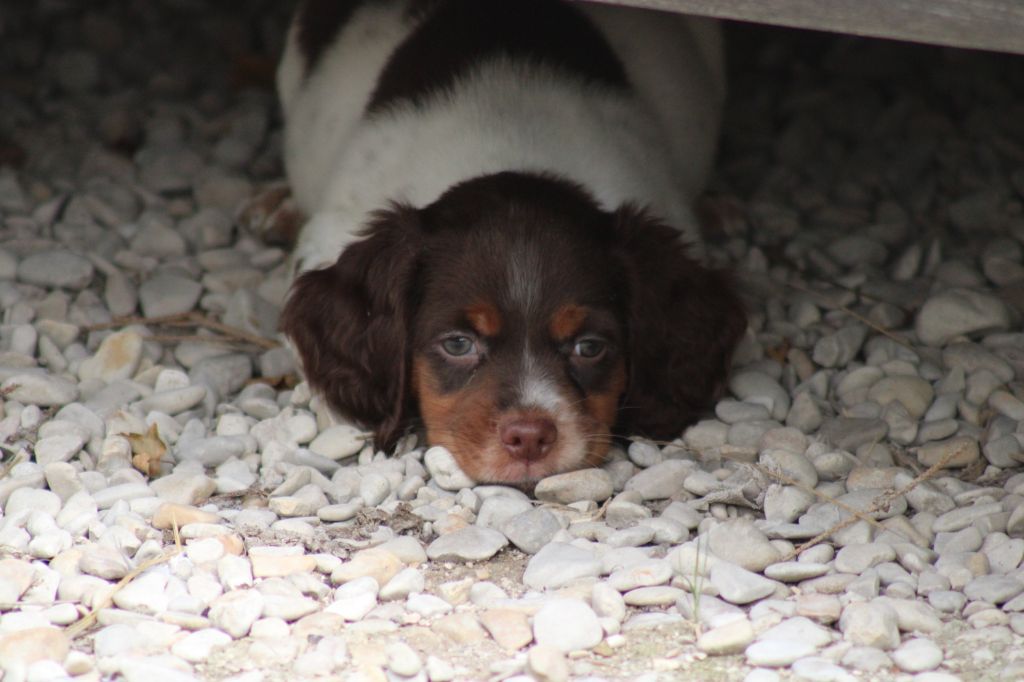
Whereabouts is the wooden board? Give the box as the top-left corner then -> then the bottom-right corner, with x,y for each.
585,0 -> 1024,55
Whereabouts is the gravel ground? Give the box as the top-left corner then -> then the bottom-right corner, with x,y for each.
2,2 -> 1024,681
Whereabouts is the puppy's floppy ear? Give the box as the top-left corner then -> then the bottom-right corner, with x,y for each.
613,204 -> 746,439
280,204 -> 421,450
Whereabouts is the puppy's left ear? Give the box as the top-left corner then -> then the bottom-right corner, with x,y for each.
280,205 -> 422,451
613,205 -> 746,439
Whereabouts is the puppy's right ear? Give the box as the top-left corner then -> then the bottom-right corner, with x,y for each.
280,205 -> 421,450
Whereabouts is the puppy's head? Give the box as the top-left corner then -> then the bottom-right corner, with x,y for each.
282,172 -> 745,484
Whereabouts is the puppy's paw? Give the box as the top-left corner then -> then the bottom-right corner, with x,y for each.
239,183 -> 306,248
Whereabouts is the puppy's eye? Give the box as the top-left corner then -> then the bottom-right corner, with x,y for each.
573,337 -> 606,360
441,335 -> 477,357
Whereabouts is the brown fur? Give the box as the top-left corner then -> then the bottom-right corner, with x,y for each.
282,172 -> 746,483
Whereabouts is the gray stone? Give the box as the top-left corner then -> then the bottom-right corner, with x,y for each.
426,526 -> 508,562
2,374 -> 79,407
606,559 -> 673,592
138,274 -> 203,317
424,446 -> 475,490
208,589 -> 264,638
744,639 -> 817,667
709,561 -> 778,605
309,424 -> 365,460
499,508 -> 562,554
812,324 -> 868,368
915,287 -> 1012,346
623,459 -> 695,500
867,376 -> 934,419
533,598 -> 603,652
729,370 -> 791,421
819,417 -> 888,451
708,519 -> 781,572
535,468 -> 613,504
834,543 -> 897,574
17,250 -> 94,289
933,502 -> 1004,532
34,433 -> 85,466
523,542 -> 602,590
891,637 -> 943,673
838,601 -> 900,650
963,575 -> 1024,604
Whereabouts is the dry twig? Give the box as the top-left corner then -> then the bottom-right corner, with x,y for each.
85,311 -> 279,350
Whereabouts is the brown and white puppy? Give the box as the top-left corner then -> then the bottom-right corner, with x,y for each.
278,0 -> 746,484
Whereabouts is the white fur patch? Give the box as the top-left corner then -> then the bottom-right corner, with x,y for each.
278,2 -> 724,271
518,346 -> 565,412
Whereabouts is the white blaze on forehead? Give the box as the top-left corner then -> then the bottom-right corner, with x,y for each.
518,343 -> 565,412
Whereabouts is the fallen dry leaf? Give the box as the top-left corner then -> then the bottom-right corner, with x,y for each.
124,423 -> 168,477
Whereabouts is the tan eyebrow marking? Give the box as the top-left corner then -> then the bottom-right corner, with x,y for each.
465,301 -> 502,337
549,304 -> 588,342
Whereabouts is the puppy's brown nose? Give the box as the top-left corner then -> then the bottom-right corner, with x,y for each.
500,417 -> 558,461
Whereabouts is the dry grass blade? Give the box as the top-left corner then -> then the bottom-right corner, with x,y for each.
784,280 -> 916,352
781,440 -> 969,561
754,463 -> 893,535
66,512 -> 186,640
65,546 -> 181,639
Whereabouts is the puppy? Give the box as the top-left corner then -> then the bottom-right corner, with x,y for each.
278,0 -> 746,484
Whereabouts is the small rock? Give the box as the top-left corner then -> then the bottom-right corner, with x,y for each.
208,589 -> 265,638
150,473 -> 217,506
623,459 -> 695,500
697,617 -> 754,655
527,643 -> 570,682
152,503 -> 220,529
915,288 -> 1011,346
962,575 -> 1024,604
138,274 -> 203,317
2,374 -> 79,407
309,424 -> 365,460
380,567 -> 425,601
607,559 -> 673,592
6,487 -> 62,518
386,641 -> 422,677
251,553 -> 318,578
523,542 -> 602,590
839,601 -> 900,650
17,250 -> 94,289
533,598 -> 603,652
708,519 -> 781,572
331,548 -> 403,586
0,627 -> 70,668
891,637 -> 943,673
171,628 -> 232,663
535,468 -> 613,504
78,330 -> 144,383
709,561 -> 778,605
867,376 -> 934,418
499,508 -> 562,554
424,446 -> 475,490
406,592 -> 452,618
744,639 -> 817,667
729,370 -> 790,421
915,436 -> 981,468
426,526 -> 508,562
34,433 -> 85,466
